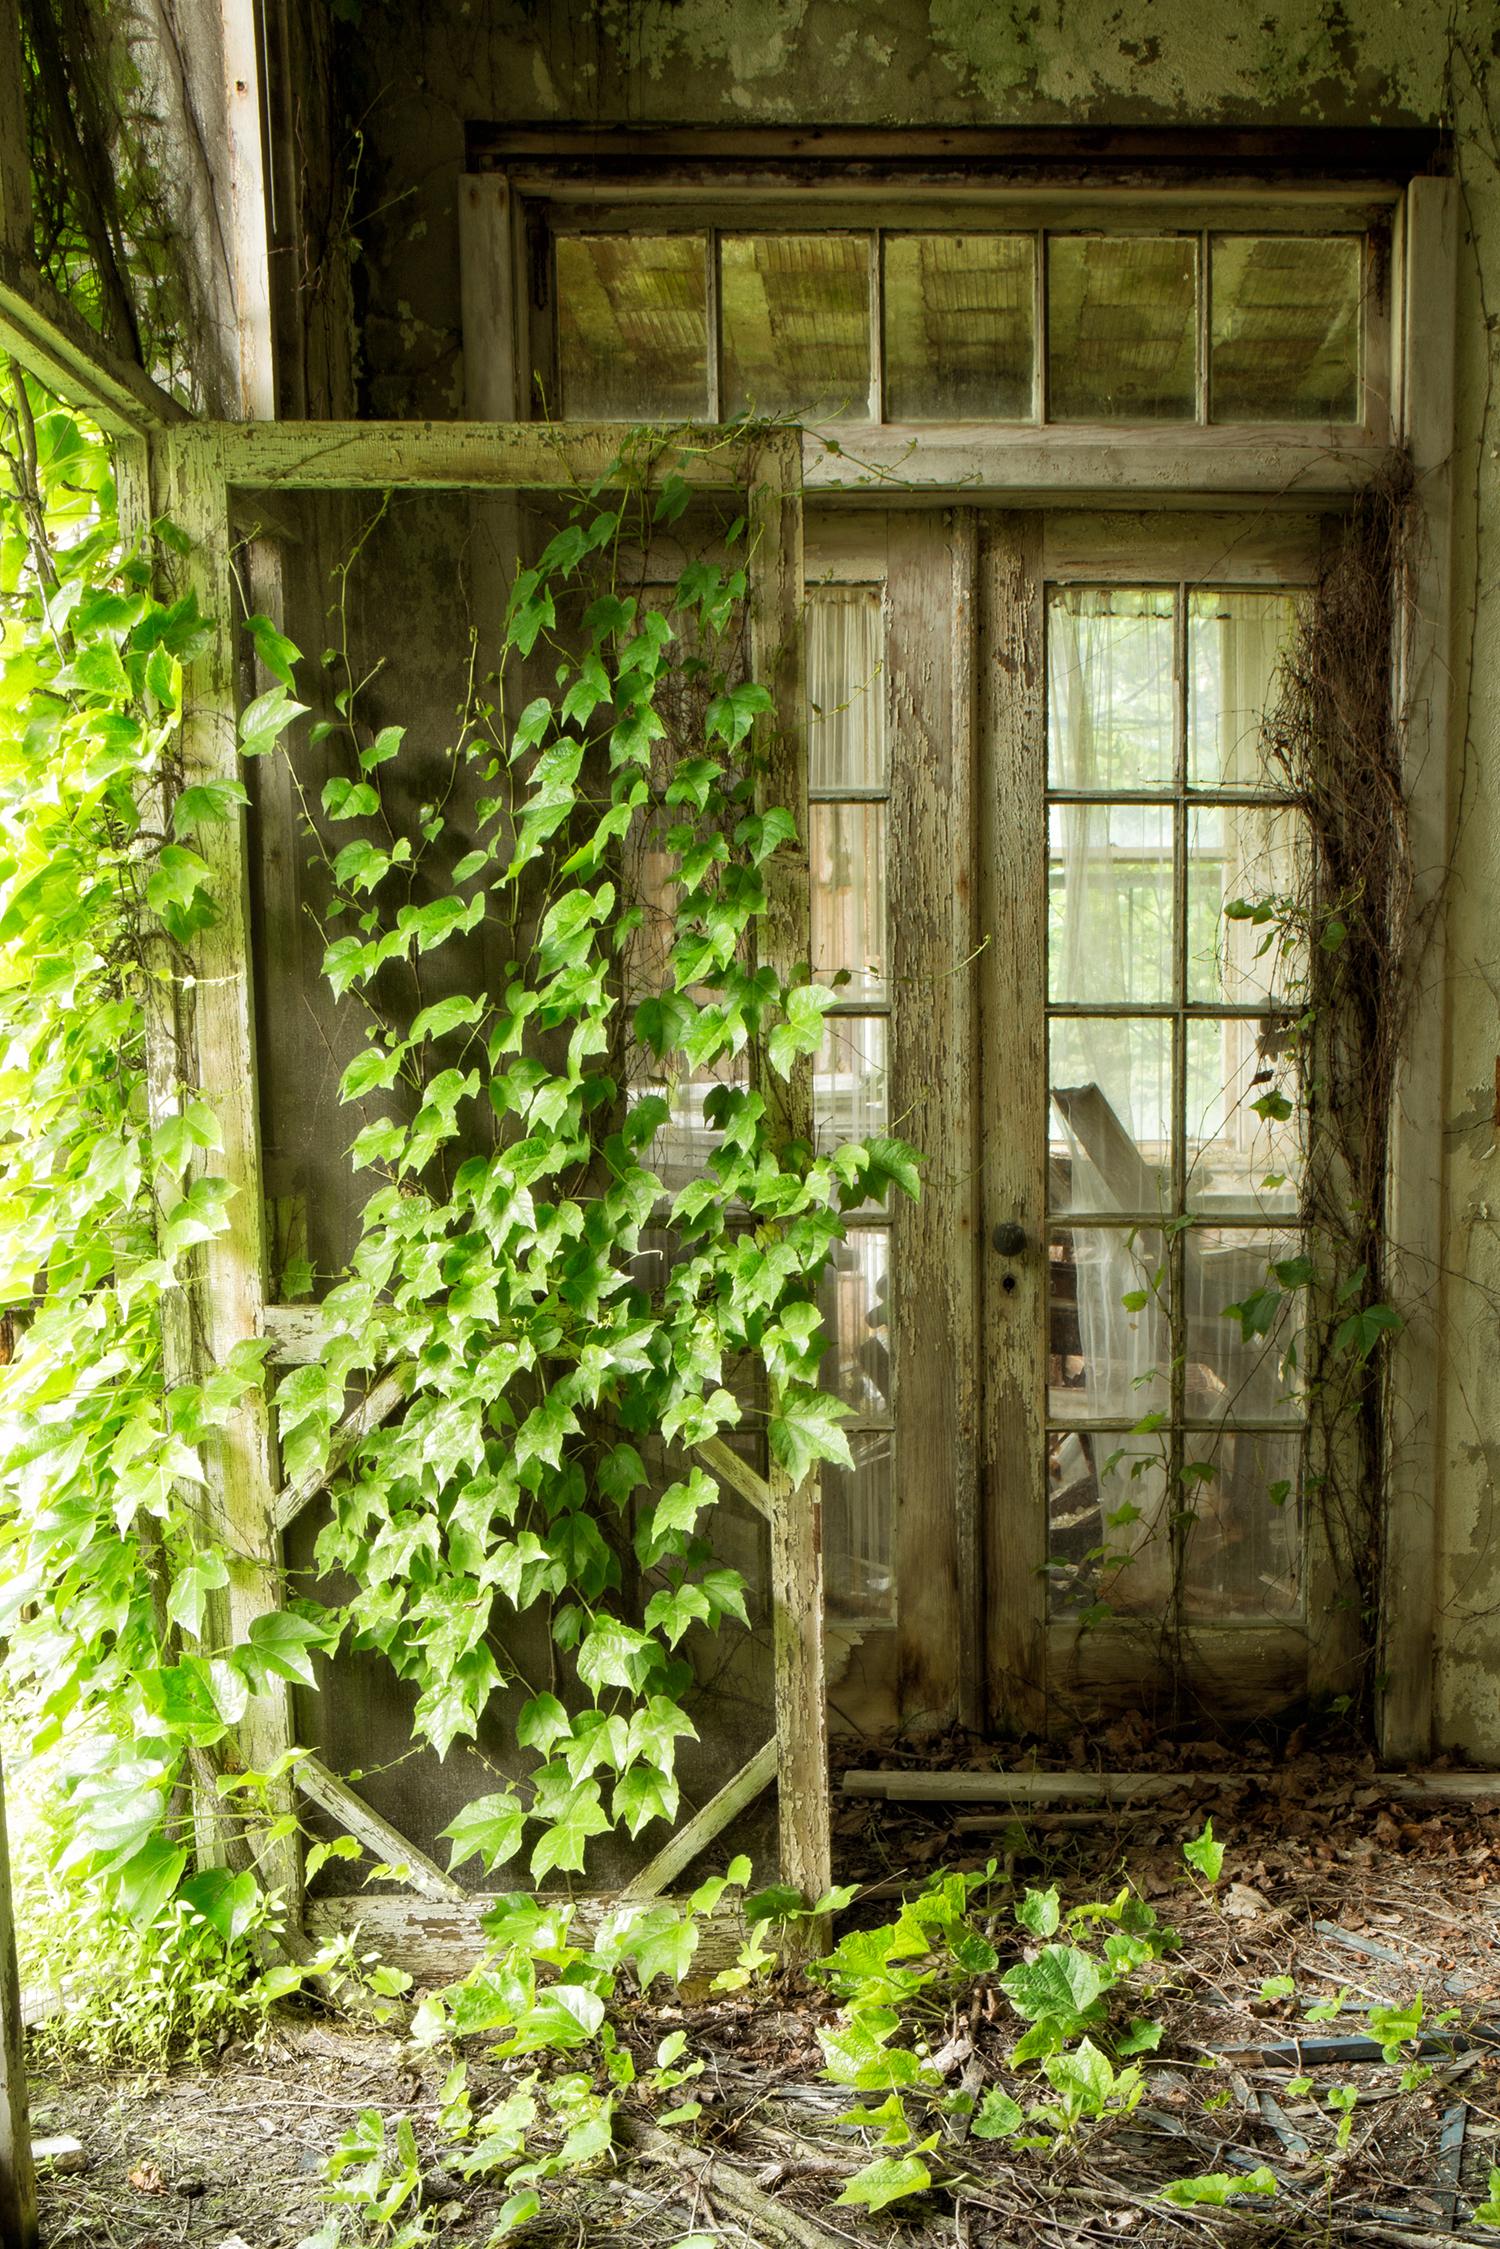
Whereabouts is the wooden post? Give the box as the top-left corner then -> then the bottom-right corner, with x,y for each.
747,432 -> 831,1917
0,0 -> 32,265
0,1754 -> 37,2249
1381,177 -> 1458,1762
155,427 -> 301,1910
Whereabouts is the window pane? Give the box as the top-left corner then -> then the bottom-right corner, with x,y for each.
1188,590 -> 1299,790
810,802 -> 886,997
1047,236 -> 1198,421
807,589 -> 886,789
721,235 -> 871,419
1211,236 -> 1361,423
1049,1027 -> 1174,1217
1185,1017 -> 1302,1219
1048,588 -> 1176,791
1048,1226 -> 1170,1425
1047,1431 -> 1171,1618
1050,803 -> 1174,1004
556,235 -> 709,418
1181,1427 -> 1301,1617
884,233 -> 1035,419
1187,804 -> 1309,1006
814,1014 -> 889,1149
823,1440 -> 893,1619
818,1227 -> 890,1417
1183,1226 -> 1306,1424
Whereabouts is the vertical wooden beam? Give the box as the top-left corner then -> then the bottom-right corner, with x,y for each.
156,427 -> 301,1907
1380,178 -> 1457,1763
889,510 -> 982,1730
0,0 -> 32,263
979,512 -> 1049,1736
459,174 -> 519,421
219,0 -> 276,418
0,1755 -> 37,2249
747,432 -> 830,1911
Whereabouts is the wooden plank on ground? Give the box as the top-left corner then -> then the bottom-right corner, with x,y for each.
842,1765 -> 1500,1804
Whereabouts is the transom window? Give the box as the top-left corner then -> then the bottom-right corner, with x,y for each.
550,220 -> 1376,428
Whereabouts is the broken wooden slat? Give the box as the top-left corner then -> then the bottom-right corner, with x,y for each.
620,1738 -> 777,1903
305,1890 -> 752,1986
273,1363 -> 414,1533
1434,2103 -> 1466,2225
844,1767 -> 1500,1805
614,2114 -> 847,2249
293,1756 -> 467,1905
0,250 -> 183,437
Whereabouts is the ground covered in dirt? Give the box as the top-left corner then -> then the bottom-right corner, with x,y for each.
30,1743 -> 1500,2248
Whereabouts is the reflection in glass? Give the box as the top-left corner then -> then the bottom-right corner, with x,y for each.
1049,802 -> 1174,1004
823,1440 -> 893,1620
1048,588 -> 1175,792
1182,1227 -> 1305,1424
556,235 -> 709,419
1181,1427 -> 1301,1616
1048,1227 -> 1169,1425
1211,236 -> 1361,423
1184,1017 -> 1302,1218
722,235 -> 871,419
1049,1021 -> 1173,1217
1187,590 -> 1299,790
814,1014 -> 889,1151
817,1228 -> 890,1417
1186,804 -> 1308,1006
1047,1435 -> 1171,1617
807,589 -> 886,789
811,802 -> 886,997
883,234 -> 1034,419
1047,236 -> 1198,421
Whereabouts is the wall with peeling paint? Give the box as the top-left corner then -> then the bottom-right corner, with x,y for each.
326,0 -> 1500,1756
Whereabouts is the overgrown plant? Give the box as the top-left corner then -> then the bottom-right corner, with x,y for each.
258,440 -> 919,1876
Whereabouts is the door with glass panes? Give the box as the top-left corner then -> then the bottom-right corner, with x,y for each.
805,507 -> 1338,1735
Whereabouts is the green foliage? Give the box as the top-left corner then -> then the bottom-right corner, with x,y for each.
1161,2168 -> 1278,2206
1182,1817 -> 1225,1883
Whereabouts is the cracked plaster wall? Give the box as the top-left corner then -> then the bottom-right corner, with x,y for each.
333,0 -> 1500,1753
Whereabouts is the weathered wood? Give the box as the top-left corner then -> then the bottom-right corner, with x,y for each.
157,435 -> 300,1909
979,514 -> 1049,1735
693,1434 -> 774,1523
305,1891 -> 754,1987
458,174 -> 519,420
273,1364 -> 413,1532
167,419 -> 1398,505
846,1764 -> 1500,1805
0,249 -> 182,435
0,0 -> 31,263
218,0 -> 275,418
888,511 -> 981,1731
747,433 -> 830,1918
0,1754 -> 37,2249
619,1738 -> 777,1902
1380,177 -> 1457,1764
294,1757 -> 467,1904
1042,511 -> 1323,587
614,2114 -> 847,2249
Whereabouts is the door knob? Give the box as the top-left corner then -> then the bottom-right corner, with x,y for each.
992,1221 -> 1027,1257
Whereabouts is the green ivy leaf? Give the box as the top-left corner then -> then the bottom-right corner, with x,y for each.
833,2147 -> 935,2212
441,1790 -> 525,1874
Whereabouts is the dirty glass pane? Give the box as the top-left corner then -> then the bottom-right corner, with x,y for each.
1047,1432 -> 1171,1617
1181,1427 -> 1301,1617
817,1227 -> 891,1417
721,235 -> 872,419
1049,802 -> 1174,1004
1186,804 -> 1308,1006
1211,236 -> 1362,423
814,1014 -> 889,1150
883,233 -> 1035,419
1047,236 -> 1198,420
823,1440 -> 893,1619
632,1050 -> 748,1195
1182,1226 -> 1306,1423
1048,1227 -> 1170,1425
1184,1018 -> 1303,1219
807,589 -> 885,789
1187,590 -> 1300,792
1047,587 -> 1176,791
1049,1021 -> 1174,1217
810,802 -> 886,997
556,234 -> 709,418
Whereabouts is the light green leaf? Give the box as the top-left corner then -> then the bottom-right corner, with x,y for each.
834,2147 -> 935,2213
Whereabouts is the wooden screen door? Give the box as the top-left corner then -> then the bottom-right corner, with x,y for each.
809,506 -> 1345,1739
